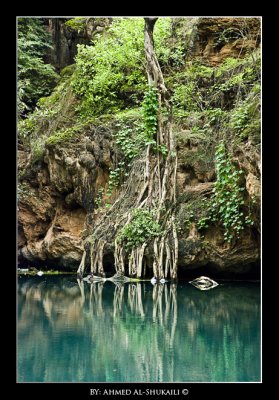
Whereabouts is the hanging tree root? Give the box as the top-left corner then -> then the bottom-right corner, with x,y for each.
77,18 -> 178,281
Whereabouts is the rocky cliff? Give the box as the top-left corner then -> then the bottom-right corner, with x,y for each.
44,18 -> 111,71
18,17 -> 261,277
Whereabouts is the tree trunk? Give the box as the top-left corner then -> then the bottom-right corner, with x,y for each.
144,18 -> 178,280
144,18 -> 167,95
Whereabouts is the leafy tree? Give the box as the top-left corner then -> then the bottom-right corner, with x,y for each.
17,18 -> 59,117
72,17 -> 171,117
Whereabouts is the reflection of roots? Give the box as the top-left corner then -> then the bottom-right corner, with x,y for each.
81,281 -> 178,349
77,281 -> 177,345
113,283 -> 125,318
128,283 -> 145,317
77,278 -> 85,303
88,281 -> 105,316
152,283 -> 177,347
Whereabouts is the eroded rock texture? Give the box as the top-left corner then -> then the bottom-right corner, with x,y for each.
18,127 -> 114,269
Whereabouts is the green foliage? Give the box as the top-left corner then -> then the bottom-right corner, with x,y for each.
197,142 -> 254,242
117,208 -> 162,250
214,73 -> 245,93
18,77 -> 76,147
30,139 -> 45,164
26,120 -> 80,165
177,194 -> 212,234
95,188 -> 104,207
152,18 -> 172,64
60,64 -> 76,78
202,108 -> 227,129
211,54 -> 260,99
141,86 -> 168,156
107,168 -> 122,196
17,182 -> 30,200
172,81 -> 201,114
157,144 -> 169,156
72,18 -> 146,117
230,102 -> 250,132
115,125 -> 141,162
169,49 -> 261,198
214,28 -> 243,48
107,121 -> 143,196
107,85 -> 165,196
214,57 -> 240,77
65,18 -> 87,33
190,64 -> 214,80
166,18 -> 198,68
17,18 -> 59,116
17,79 -> 28,117
72,18 -> 172,117
212,143 -> 246,241
112,108 -> 142,122
184,210 -> 194,229
229,83 -> 260,141
170,64 -> 214,115
45,125 -> 79,146
18,115 -> 36,140
170,49 -> 260,121
142,86 -> 159,141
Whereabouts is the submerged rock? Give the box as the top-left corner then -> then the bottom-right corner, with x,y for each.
189,276 -> 219,291
109,272 -> 130,283
83,272 -> 130,284
150,277 -> 167,285
84,274 -> 105,282
18,268 -> 29,273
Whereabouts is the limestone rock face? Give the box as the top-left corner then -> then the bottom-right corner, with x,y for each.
18,126 -> 113,270
175,182 -> 260,275
193,17 -> 260,66
44,18 -> 111,71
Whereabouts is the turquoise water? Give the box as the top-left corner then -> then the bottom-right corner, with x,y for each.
17,276 -> 261,382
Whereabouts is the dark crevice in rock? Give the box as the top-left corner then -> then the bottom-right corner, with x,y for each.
177,261 -> 260,281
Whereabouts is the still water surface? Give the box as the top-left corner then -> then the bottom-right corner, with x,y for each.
17,276 -> 260,382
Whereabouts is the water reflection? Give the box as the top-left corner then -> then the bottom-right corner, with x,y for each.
17,277 -> 260,382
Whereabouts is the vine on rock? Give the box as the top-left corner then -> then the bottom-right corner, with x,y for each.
198,142 -> 254,243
